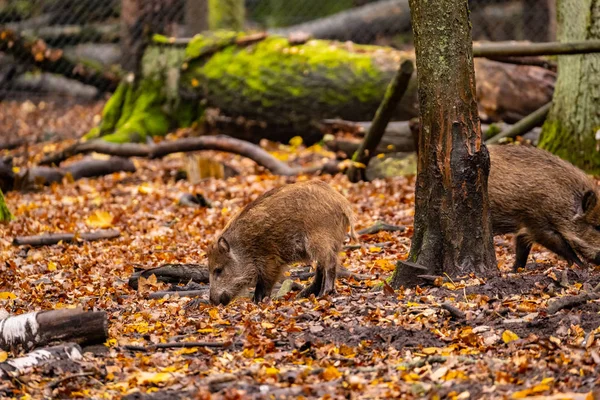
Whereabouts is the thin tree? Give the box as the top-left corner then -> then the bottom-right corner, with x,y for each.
538,0 -> 600,172
390,0 -> 497,288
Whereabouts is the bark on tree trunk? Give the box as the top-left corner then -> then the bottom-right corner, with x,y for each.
390,0 -> 497,288
185,0 -> 208,36
538,0 -> 600,172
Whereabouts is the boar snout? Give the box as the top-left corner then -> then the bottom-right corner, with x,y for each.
210,291 -> 232,306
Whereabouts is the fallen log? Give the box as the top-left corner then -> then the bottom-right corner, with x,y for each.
0,343 -> 83,379
0,138 -> 26,151
2,156 -> 136,192
88,31 -> 555,145
0,29 -> 120,92
271,0 -> 411,44
13,229 -> 120,247
0,308 -> 108,351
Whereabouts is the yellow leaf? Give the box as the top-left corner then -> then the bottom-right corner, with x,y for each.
322,365 -> 342,381
422,347 -> 439,355
289,136 -> 303,147
191,78 -> 199,87
85,211 -> 114,228
369,246 -> 382,253
104,338 -> 118,347
208,308 -> 219,320
261,321 -> 274,329
141,372 -> 173,385
502,330 -> 519,344
0,292 -> 16,300
138,183 -> 154,194
265,367 -> 279,376
47,261 -> 57,271
0,351 -> 8,362
12,167 -> 20,173
242,348 -> 255,358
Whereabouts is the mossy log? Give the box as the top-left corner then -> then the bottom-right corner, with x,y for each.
88,31 -> 556,144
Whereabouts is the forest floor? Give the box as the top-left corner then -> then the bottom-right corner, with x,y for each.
1,99 -> 599,400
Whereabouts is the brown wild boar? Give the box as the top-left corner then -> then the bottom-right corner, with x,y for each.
488,144 -> 600,271
207,180 -> 357,306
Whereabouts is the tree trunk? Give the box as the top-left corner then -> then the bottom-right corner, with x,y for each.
390,0 -> 497,288
208,0 -> 244,31
87,31 -> 556,145
538,0 -> 600,172
185,0 -> 208,36
523,0 -> 556,42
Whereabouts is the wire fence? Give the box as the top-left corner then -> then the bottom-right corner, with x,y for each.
0,0 -> 556,99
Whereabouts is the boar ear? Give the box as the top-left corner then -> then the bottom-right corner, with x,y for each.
582,190 -> 598,214
218,237 -> 230,253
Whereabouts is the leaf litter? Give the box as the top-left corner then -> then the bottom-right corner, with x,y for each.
0,100 -> 600,399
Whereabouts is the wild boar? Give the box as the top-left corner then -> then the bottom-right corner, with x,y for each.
207,179 -> 357,306
488,144 -> 600,271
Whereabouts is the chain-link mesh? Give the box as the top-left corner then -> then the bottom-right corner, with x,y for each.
0,0 -> 555,99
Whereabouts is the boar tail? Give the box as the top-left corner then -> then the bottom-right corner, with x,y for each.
344,207 -> 359,244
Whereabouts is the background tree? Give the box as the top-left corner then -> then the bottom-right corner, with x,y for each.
390,0 -> 497,288
538,0 -> 600,171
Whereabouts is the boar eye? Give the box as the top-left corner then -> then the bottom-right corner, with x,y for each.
214,267 -> 223,276
595,225 -> 600,232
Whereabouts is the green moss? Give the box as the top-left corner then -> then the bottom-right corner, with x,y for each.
99,79 -> 129,134
0,189 -> 12,223
183,36 -> 389,121
539,118 -> 600,174
185,30 -> 240,60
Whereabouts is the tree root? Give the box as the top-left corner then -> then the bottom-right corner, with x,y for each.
13,229 -> 120,246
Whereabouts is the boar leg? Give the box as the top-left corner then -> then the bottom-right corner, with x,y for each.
513,233 -> 532,272
535,230 -> 585,268
253,274 -> 276,303
298,265 -> 324,298
321,259 -> 338,296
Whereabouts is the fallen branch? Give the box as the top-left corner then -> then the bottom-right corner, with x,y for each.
0,29 -> 119,91
473,40 -> 600,58
22,23 -> 120,47
47,372 -> 95,389
441,302 -> 466,320
41,135 -> 341,177
13,229 -> 120,247
0,138 -> 26,151
347,59 -> 414,182
0,308 -> 108,351
0,343 -> 83,379
358,221 -> 406,235
128,263 -> 209,290
123,340 -> 229,352
40,141 -> 151,166
486,102 -> 551,144
148,290 -> 208,300
546,292 -> 600,314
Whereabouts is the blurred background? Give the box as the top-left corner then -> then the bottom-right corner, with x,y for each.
0,0 -> 555,100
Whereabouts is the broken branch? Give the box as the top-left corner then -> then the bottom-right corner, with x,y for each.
473,40 -> 600,58
13,229 -> 120,246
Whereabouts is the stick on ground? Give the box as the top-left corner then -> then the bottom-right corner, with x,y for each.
13,229 -> 120,246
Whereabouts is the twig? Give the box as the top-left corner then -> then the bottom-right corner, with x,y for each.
48,372 -> 95,389
547,292 -> 600,314
13,229 -> 120,246
441,302 -> 466,320
486,102 -> 551,144
148,290 -> 208,300
124,341 -> 229,352
358,221 -> 406,235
